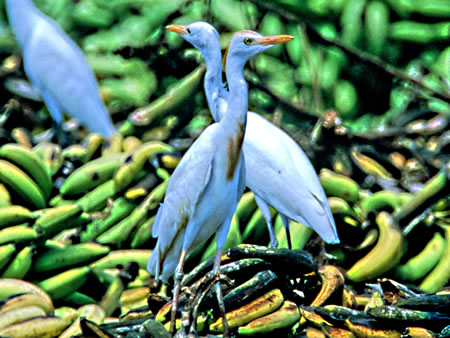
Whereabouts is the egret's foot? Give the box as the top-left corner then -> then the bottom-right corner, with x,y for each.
268,236 -> 279,249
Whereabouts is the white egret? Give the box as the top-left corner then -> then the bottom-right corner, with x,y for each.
5,0 -> 116,137
166,22 -> 339,248
147,30 -> 293,335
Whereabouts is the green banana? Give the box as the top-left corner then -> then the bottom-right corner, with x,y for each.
32,142 -> 63,177
346,212 -> 404,282
80,197 -> 136,243
62,144 -> 88,162
99,275 -> 124,317
274,215 -> 313,250
0,225 -> 38,245
328,197 -> 359,219
0,205 -> 33,229
63,291 -> 97,306
60,153 -> 127,196
0,244 -> 16,270
319,168 -> 360,202
419,226 -> 450,293
395,232 -> 446,281
0,160 -> 46,209
0,143 -> 53,199
238,300 -> 300,335
37,266 -> 91,300
242,207 -> 276,243
235,191 -> 257,223
210,288 -> 284,332
33,204 -> 82,235
130,215 -> 156,248
89,249 -> 152,270
0,315 -> 68,337
0,292 -> 54,315
32,243 -> 110,272
114,141 -> 174,192
361,190 -> 412,216
350,149 -> 393,181
1,246 -> 33,279
0,184 -> 11,207
76,179 -> 116,212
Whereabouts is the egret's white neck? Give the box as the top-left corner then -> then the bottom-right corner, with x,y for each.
202,38 -> 223,122
222,54 -> 248,129
6,0 -> 41,50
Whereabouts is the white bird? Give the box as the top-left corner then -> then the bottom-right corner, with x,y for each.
5,0 -> 116,137
147,30 -> 293,334
166,22 -> 340,248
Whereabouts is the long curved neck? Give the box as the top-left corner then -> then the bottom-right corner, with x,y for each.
202,38 -> 223,122
221,54 -> 248,130
6,0 -> 42,50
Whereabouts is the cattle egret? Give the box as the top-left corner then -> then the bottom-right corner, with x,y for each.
147,30 -> 293,335
5,0 -> 116,137
166,22 -> 340,248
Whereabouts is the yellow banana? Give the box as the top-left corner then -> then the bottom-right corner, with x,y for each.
11,128 -> 32,149
0,292 -> 54,314
99,275 -> 124,317
0,143 -> 53,199
0,279 -> 52,305
328,197 -> 359,218
62,144 -> 87,162
0,205 -> 33,229
322,324 -> 356,337
319,169 -> 360,202
114,141 -> 174,192
311,265 -> 345,307
404,327 -> 435,338
34,204 -> 82,235
32,142 -> 63,176
419,226 -> 450,293
395,231 -> 446,281
80,133 -> 104,163
0,159 -> 46,209
209,288 -> 284,332
1,246 -> 33,279
346,212 -> 404,282
160,153 -> 180,169
345,318 -> 401,337
120,287 -> 150,306
102,133 -> 123,156
0,244 -> 16,270
59,304 -> 105,338
0,305 -> 47,330
122,135 -> 142,153
0,184 -> 11,207
32,243 -> 110,272
0,225 -> 38,245
238,300 -> 300,335
350,149 -> 393,180
300,307 -> 333,327
54,306 -> 79,324
37,267 -> 90,300
89,249 -> 152,270
0,315 -> 68,337
60,153 -> 127,196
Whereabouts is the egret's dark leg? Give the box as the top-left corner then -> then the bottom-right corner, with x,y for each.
281,214 -> 292,249
212,247 -> 229,337
170,250 -> 187,336
254,194 -> 278,248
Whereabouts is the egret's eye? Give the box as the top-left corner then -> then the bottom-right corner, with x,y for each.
243,37 -> 253,45
186,28 -> 191,34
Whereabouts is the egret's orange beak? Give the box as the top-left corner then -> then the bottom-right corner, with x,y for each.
166,25 -> 186,34
256,35 -> 294,45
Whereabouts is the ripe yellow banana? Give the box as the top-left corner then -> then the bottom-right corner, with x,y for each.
37,267 -> 90,300
0,159 -> 46,209
1,245 -> 33,279
0,279 -> 52,305
311,265 -> 345,306
60,153 -> 127,196
0,292 -> 54,314
0,143 -> 53,199
0,315 -> 68,337
346,212 -> 404,282
345,318 -> 401,337
209,288 -> 284,332
0,305 -> 47,330
238,300 -> 300,335
32,243 -> 110,272
59,304 -> 105,338
114,141 -> 174,192
0,205 -> 33,229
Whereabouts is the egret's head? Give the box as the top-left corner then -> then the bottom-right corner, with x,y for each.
224,31 -> 293,70
166,22 -> 219,53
